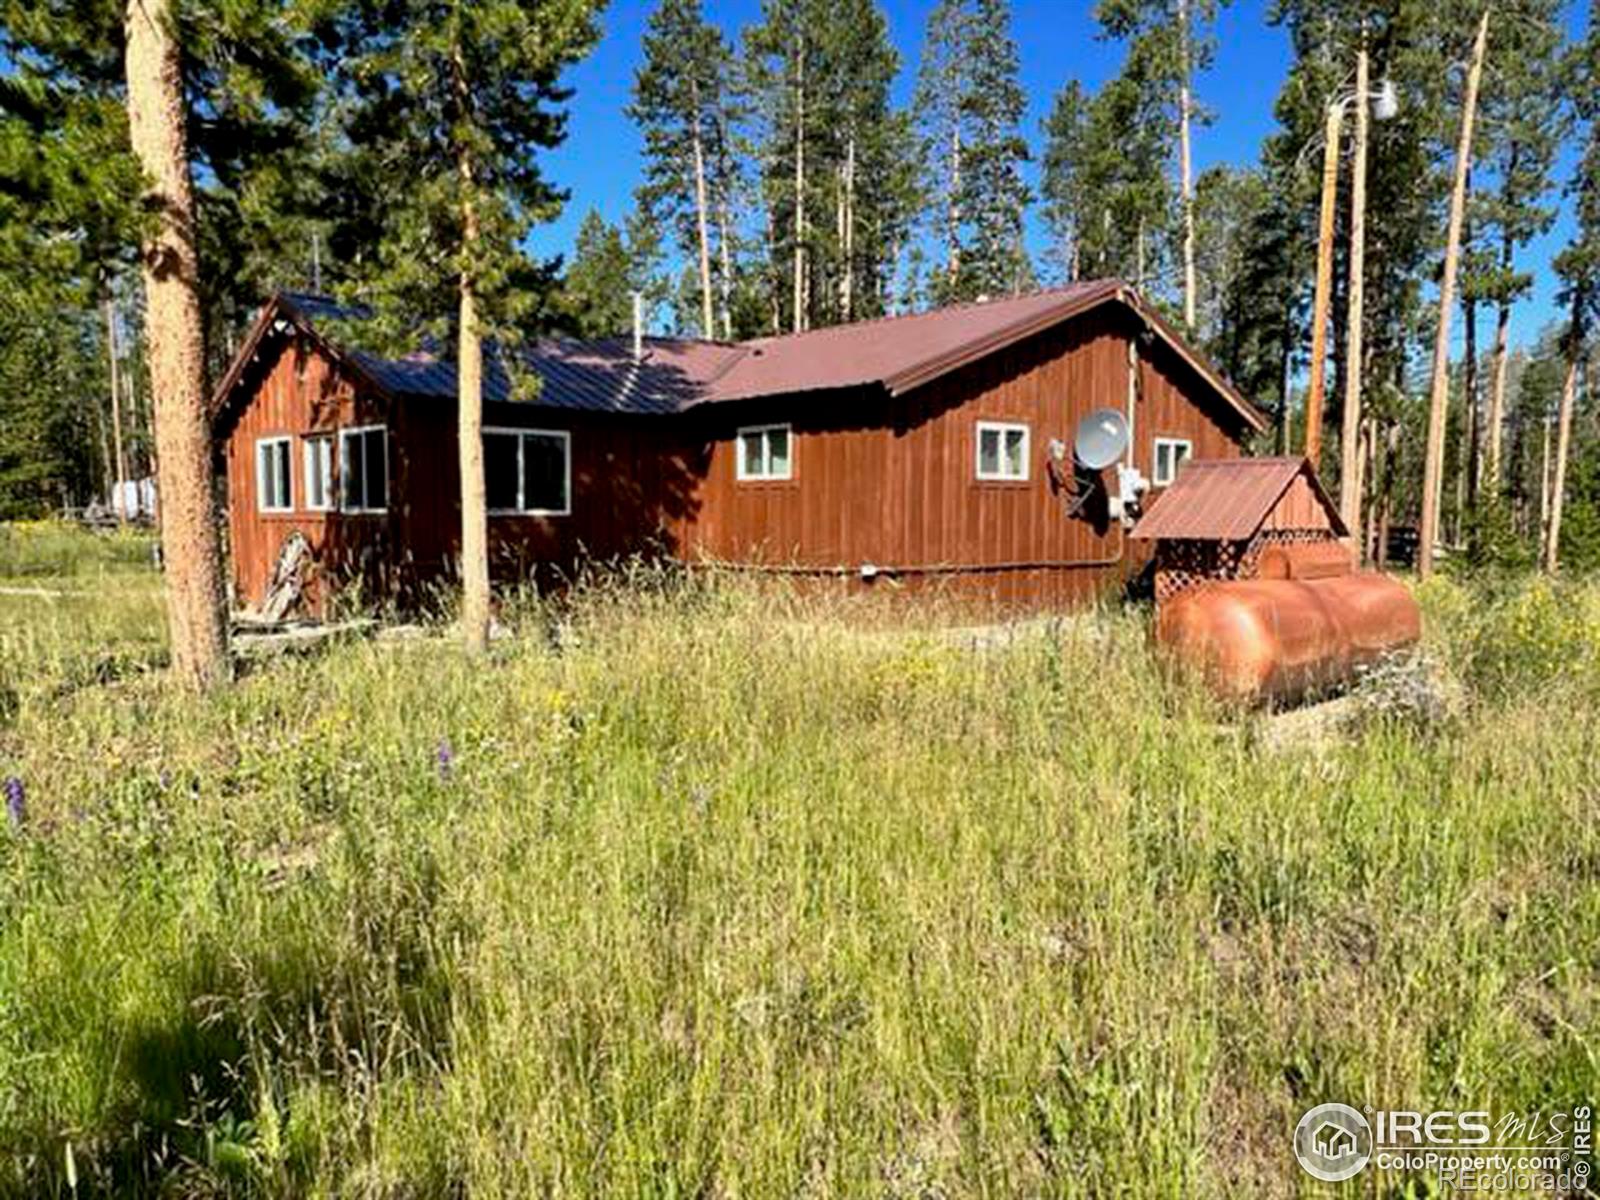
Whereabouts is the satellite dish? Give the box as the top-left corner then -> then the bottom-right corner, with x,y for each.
1074,408 -> 1129,470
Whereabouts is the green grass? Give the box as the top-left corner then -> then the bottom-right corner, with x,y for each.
0,523 -> 1595,1197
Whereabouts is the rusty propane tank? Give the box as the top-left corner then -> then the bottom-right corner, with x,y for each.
1155,573 -> 1422,704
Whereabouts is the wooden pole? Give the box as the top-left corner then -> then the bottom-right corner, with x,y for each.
1419,8 -> 1490,578
1339,45 -> 1370,538
1304,99 -> 1344,469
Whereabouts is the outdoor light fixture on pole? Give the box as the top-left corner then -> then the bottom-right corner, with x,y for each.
1303,56 -> 1399,484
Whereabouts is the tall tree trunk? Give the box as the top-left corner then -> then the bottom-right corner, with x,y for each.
715,115 -> 734,341
1544,319 -> 1581,573
690,82 -> 715,339
1361,417 -> 1378,564
1339,44 -> 1370,537
791,35 -> 806,333
1177,0 -> 1196,331
93,369 -> 114,507
1538,409 -> 1552,546
104,294 -> 129,524
124,0 -> 228,688
840,132 -> 856,322
716,193 -> 734,341
948,125 -> 961,285
1419,7 -> 1490,578
1462,284 -> 1480,536
454,52 -> 489,653
1484,226 -> 1515,490
1278,324 -> 1294,455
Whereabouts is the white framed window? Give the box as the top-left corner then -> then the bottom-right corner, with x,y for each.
339,425 -> 388,513
303,434 -> 334,511
255,437 -> 292,512
1153,437 -> 1193,486
736,423 -> 792,481
975,421 -> 1030,481
484,427 -> 571,516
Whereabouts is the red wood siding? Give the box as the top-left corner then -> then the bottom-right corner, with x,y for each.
675,306 -> 1250,606
222,304 -> 1254,613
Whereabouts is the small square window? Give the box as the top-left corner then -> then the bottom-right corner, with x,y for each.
340,425 -> 388,512
303,435 -> 334,511
975,421 -> 1029,481
736,424 -> 792,480
1153,437 -> 1193,486
256,437 -> 292,512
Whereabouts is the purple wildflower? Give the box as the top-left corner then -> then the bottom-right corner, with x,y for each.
436,739 -> 454,781
3,776 -> 24,830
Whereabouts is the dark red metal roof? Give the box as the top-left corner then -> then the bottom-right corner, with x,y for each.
213,285 -> 1267,434
1129,456 -> 1347,541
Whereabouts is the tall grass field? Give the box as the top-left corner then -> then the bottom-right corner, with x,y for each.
0,521 -> 1596,1197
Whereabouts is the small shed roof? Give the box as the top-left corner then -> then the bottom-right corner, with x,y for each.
1129,456 -> 1347,542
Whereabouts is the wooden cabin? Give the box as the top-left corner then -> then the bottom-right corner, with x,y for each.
212,282 -> 1268,614
1128,456 -> 1349,603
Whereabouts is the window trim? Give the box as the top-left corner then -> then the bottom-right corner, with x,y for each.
1152,436 -> 1194,487
483,426 -> 572,517
974,420 -> 1031,482
735,423 -> 794,482
255,436 -> 293,513
339,424 -> 389,514
302,434 -> 334,512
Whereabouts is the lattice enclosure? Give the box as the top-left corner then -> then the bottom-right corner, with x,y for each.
1154,528 -> 1340,603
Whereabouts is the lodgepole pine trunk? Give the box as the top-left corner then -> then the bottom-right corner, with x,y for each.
948,125 -> 961,286
716,117 -> 734,341
1484,227 -> 1515,489
104,295 -> 129,524
689,82 -> 715,339
1419,7 -> 1490,578
1544,317 -> 1581,573
840,132 -> 856,322
454,52 -> 490,653
1178,0 -> 1196,331
124,0 -> 228,688
791,34 -> 806,333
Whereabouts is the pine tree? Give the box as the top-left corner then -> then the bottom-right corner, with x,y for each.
815,0 -> 913,325
629,0 -> 739,338
2,0 -> 360,685
1094,0 -> 1229,330
1471,0 -> 1565,495
913,0 -> 1031,303
1039,80 -> 1089,283
561,210 -> 636,337
335,0 -> 600,651
1546,5 -> 1600,573
1040,65 -> 1171,294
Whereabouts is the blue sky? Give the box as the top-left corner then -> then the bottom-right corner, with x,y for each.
526,0 -> 1586,352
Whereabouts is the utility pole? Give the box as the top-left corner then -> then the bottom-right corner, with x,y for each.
1304,99 -> 1344,468
1340,41 -> 1371,546
1419,8 -> 1490,579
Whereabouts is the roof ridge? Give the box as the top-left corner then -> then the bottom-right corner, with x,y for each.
741,279 -> 1124,347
